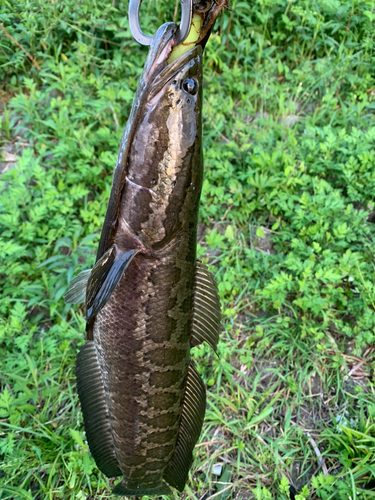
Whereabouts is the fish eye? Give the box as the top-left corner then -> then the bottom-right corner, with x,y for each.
182,78 -> 198,96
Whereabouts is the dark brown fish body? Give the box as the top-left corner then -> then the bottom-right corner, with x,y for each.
66,22 -> 221,496
94,245 -> 195,493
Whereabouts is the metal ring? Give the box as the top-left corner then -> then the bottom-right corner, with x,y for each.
129,0 -> 192,46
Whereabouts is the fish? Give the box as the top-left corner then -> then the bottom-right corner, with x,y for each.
65,21 -> 221,496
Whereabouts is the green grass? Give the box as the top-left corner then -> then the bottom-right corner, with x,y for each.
1,0 -> 375,498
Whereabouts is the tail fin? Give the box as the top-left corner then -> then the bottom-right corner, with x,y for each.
112,480 -> 171,496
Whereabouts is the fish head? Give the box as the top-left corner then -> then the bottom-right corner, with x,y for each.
121,24 -> 203,249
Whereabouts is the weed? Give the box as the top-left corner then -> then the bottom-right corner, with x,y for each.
1,0 -> 375,498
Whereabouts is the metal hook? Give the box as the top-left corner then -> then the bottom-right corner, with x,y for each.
129,0 -> 192,46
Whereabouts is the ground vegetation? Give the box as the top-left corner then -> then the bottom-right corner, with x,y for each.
1,1 -> 375,498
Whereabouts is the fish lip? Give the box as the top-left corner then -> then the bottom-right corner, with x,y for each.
142,26 -> 176,85
153,44 -> 202,87
141,23 -> 203,99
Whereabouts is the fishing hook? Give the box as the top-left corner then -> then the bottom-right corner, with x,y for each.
129,0 -> 192,46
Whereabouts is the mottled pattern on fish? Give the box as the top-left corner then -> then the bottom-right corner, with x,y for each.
94,240 -> 194,489
66,22 -> 221,496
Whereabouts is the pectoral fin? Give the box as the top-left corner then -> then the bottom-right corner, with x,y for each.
86,246 -> 138,322
64,269 -> 92,304
191,262 -> 221,352
163,362 -> 206,492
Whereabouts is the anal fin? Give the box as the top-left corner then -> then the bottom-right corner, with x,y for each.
76,341 -> 121,478
163,362 -> 206,492
191,261 -> 221,352
86,245 -> 138,321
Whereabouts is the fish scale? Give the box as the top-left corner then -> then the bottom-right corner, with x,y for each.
65,22 -> 222,495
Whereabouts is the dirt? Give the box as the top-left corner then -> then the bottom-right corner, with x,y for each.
0,142 -> 19,173
252,227 -> 276,255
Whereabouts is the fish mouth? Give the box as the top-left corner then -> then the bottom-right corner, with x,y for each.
152,44 -> 202,90
141,23 -> 203,97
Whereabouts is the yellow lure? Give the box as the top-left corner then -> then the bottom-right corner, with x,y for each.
168,13 -> 203,64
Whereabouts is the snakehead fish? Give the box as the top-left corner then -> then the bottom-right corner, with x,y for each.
65,22 -> 221,496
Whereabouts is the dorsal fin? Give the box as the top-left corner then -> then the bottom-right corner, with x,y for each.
76,341 -> 121,478
163,362 -> 206,492
190,261 -> 221,352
